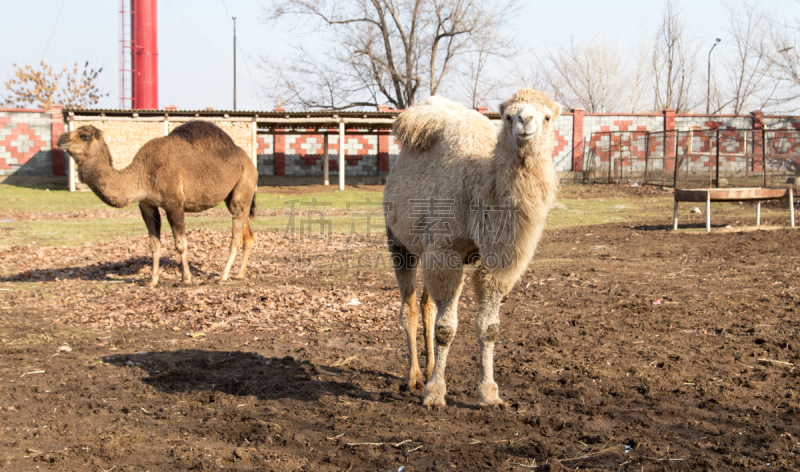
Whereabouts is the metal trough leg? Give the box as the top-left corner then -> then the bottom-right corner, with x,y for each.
673,201 -> 679,230
756,201 -> 761,226
791,189 -> 795,228
706,191 -> 711,232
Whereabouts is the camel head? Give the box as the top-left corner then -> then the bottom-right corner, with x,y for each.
57,125 -> 107,164
498,88 -> 561,155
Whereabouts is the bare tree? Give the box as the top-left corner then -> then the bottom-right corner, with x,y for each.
262,0 -> 516,110
451,27 -> 516,109
652,0 -> 698,112
716,2 -> 780,114
512,54 -> 554,99
625,38 -> 652,113
763,5 -> 800,111
3,61 -> 107,109
544,38 -> 627,113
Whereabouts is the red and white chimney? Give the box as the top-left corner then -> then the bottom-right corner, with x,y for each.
131,0 -> 158,109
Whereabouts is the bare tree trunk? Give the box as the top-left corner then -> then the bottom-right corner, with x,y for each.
723,2 -> 779,114
263,0 -> 516,110
652,0 -> 698,112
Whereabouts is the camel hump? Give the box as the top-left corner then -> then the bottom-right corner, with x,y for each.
169,121 -> 238,154
392,96 -> 495,154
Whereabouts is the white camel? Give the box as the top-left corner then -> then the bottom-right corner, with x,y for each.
383,88 -> 561,407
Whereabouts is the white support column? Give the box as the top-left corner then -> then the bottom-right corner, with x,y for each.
338,120 -> 345,190
706,191 -> 711,232
251,118 -> 257,168
673,201 -> 679,230
756,201 -> 761,226
790,188 -> 795,227
68,119 -> 76,192
323,133 -> 329,186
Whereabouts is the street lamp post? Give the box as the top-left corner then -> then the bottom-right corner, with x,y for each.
233,16 -> 237,111
707,37 -> 721,114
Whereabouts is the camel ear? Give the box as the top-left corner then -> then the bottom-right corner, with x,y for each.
91,127 -> 103,141
551,102 -> 562,119
498,101 -> 508,118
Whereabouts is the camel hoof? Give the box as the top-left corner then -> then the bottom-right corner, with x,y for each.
407,369 -> 425,392
145,280 -> 158,287
403,379 -> 425,392
180,279 -> 192,286
422,395 -> 446,409
232,274 -> 245,280
477,399 -> 506,410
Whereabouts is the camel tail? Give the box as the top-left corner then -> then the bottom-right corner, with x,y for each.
249,193 -> 256,219
393,96 -> 468,153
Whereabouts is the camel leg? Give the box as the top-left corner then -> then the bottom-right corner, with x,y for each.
421,249 -> 465,408
472,269 -> 511,408
221,181 -> 254,282
220,211 -> 246,282
233,218 -> 255,280
139,202 -> 162,287
420,288 -> 437,382
390,235 -> 424,390
164,204 -> 191,285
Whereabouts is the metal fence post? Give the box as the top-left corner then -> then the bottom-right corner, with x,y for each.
715,128 -> 721,188
339,120 -> 345,190
323,132 -> 329,186
770,131 -> 775,185
662,132 -> 666,188
745,130 -> 750,183
673,130 -> 680,188
762,128 -> 767,188
644,133 -> 650,185
608,132 -> 613,184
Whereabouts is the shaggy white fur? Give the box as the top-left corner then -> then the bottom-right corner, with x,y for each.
384,88 -> 561,407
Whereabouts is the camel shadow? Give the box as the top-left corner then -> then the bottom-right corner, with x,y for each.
0,256 -> 207,283
632,223 -> 728,231
102,350 -> 373,402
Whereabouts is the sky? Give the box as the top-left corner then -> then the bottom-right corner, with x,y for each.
2,0 -> 799,111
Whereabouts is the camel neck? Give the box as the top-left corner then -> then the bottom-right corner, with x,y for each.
77,144 -> 144,208
493,139 -> 558,211
479,136 -> 557,276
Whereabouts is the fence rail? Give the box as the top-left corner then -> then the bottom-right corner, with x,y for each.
585,128 -> 800,188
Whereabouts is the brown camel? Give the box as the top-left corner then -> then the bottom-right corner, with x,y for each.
58,121 -> 258,286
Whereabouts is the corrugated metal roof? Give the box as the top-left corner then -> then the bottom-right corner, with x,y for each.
63,108 -> 404,118
63,107 -> 501,119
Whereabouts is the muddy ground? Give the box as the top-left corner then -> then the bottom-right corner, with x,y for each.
2,187 -> 800,471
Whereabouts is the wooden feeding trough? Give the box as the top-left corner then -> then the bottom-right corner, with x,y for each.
673,188 -> 795,232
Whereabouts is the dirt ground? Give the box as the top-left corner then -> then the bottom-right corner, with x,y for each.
2,186 -> 800,471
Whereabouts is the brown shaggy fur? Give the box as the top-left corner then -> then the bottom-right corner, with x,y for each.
58,121 -> 258,286
384,88 -> 560,407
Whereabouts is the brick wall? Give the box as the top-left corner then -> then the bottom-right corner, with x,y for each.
582,114 -> 664,174
0,108 -> 64,177
257,133 -> 274,177
276,132 -> 382,177
76,119 -> 256,169
13,108 -> 795,185
81,120 -> 164,169
573,111 -> 799,178
553,113 -> 573,171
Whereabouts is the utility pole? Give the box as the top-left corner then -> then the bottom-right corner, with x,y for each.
706,37 -> 721,114
233,16 -> 237,110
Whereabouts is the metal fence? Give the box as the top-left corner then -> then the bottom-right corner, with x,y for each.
585,128 -> 800,188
